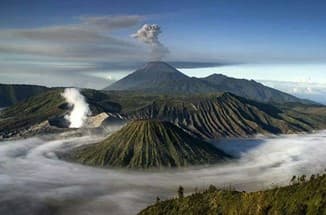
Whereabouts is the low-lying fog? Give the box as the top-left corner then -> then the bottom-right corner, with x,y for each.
0,131 -> 325,215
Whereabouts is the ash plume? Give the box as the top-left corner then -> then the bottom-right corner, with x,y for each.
132,24 -> 169,60
61,88 -> 91,128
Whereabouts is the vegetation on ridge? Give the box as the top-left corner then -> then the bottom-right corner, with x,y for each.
0,89 -> 66,137
0,84 -> 49,107
139,173 -> 326,215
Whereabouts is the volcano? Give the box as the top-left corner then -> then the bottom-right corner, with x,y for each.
104,61 -> 217,94
68,120 -> 230,169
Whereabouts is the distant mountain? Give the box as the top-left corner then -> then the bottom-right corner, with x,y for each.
67,120 -> 230,169
201,74 -> 313,104
105,61 -> 313,104
139,173 -> 326,215
104,61 -> 218,93
0,84 -> 49,107
126,93 -> 325,139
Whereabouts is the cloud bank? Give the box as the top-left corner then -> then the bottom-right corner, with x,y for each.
0,131 -> 325,215
0,15 -> 145,62
80,15 -> 143,30
0,15 -> 150,88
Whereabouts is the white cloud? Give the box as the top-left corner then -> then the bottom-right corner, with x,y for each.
261,80 -> 326,104
0,131 -> 325,214
0,15 -> 155,87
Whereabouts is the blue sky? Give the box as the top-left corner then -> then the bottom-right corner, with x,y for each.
0,0 -> 325,102
1,0 -> 326,62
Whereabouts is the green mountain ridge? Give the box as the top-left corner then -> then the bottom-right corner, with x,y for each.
66,120 -> 230,169
139,174 -> 326,215
126,93 -> 325,139
1,89 -> 325,139
0,89 -> 66,138
0,84 -> 49,107
0,89 -> 121,138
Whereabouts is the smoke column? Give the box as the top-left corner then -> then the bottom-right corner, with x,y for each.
132,24 -> 169,60
61,88 -> 91,128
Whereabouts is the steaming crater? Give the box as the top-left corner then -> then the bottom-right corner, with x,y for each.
61,88 -> 91,128
0,131 -> 325,215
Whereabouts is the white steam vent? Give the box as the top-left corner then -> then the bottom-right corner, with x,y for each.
61,88 -> 91,128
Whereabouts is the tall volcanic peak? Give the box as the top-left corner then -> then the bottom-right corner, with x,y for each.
104,61 -> 230,92
130,61 -> 188,82
138,61 -> 184,74
105,61 -> 218,93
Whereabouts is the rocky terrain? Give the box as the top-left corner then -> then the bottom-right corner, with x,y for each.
127,93 -> 325,139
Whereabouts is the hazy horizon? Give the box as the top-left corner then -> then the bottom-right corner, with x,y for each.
1,62 -> 325,104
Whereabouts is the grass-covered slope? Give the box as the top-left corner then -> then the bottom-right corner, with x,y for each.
0,89 -> 66,137
0,84 -> 49,107
0,88 -> 121,138
127,93 -> 326,139
139,174 -> 326,215
68,120 -> 230,169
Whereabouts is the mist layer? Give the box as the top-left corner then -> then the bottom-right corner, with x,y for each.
0,131 -> 325,215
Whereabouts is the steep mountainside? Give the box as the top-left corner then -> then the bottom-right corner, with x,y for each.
105,61 -> 313,104
67,120 -> 230,169
126,93 -> 324,139
0,84 -> 49,107
139,174 -> 326,215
